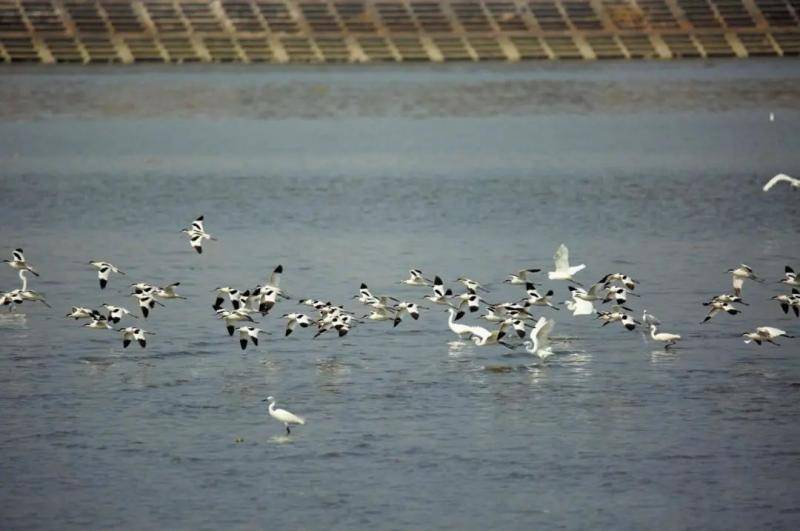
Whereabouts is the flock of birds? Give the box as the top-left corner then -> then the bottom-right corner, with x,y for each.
2,172 -> 798,435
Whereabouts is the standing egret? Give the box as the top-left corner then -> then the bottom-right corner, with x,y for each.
265,396 -> 306,435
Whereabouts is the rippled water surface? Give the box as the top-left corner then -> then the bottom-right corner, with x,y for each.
1,61 -> 800,530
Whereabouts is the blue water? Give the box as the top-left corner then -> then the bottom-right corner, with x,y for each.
1,61 -> 800,530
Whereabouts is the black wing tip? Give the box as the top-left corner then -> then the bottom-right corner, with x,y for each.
240,339 -> 247,350
274,264 -> 283,273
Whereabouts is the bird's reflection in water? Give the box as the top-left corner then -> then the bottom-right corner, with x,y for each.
650,349 -> 679,364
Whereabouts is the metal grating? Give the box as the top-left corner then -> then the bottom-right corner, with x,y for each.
0,0 -> 797,64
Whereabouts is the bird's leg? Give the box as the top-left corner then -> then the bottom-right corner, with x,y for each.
286,425 -> 291,435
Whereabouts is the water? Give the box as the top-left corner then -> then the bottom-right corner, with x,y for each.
1,60 -> 799,530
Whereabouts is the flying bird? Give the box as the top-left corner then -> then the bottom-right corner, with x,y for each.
548,244 -> 585,284
90,261 -> 124,289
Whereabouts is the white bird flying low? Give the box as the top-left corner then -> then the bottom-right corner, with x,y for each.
181,215 -> 216,254
548,244 -> 585,284
238,326 -> 262,350
401,269 -> 432,286
265,396 -> 306,435
763,173 -> 800,192
742,326 -> 795,346
154,282 -> 186,300
455,277 -> 490,293
504,268 -> 541,285
727,264 -> 761,297
3,248 -> 38,276
563,284 -> 600,316
90,260 -> 125,289
66,306 -> 102,320
118,327 -> 153,348
523,316 -> 556,359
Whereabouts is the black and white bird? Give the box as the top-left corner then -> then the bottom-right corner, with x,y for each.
401,269 -> 432,286
216,309 -> 257,336
1,290 -> 23,310
455,289 -> 483,313
703,293 -> 747,306
84,316 -> 112,330
596,308 -> 639,331
102,303 -> 136,324
90,261 -> 124,289
548,244 -> 585,284
423,276 -> 453,306
213,287 -> 243,310
154,282 -> 186,300
742,326 -> 794,345
455,276 -> 490,293
393,301 -> 425,327
254,265 -> 290,300
762,173 -> 800,192
132,292 -> 164,318
66,306 -> 101,320
118,327 -> 153,348
701,300 -> 741,324
3,248 -> 38,276
599,273 -> 637,291
181,215 -> 216,254
281,313 -> 315,336
727,264 -> 761,297
602,286 -> 638,308
780,266 -> 800,287
238,326 -> 261,350
363,306 -> 396,322
504,268 -> 541,285
772,290 -> 800,317
521,283 -> 559,311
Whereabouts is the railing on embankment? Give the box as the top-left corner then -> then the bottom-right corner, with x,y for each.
1,0 -> 799,63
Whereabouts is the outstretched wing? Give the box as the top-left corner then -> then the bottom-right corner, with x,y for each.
192,215 -> 205,232
537,318 -> 555,351
554,244 -> 569,273
268,264 -> 283,287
